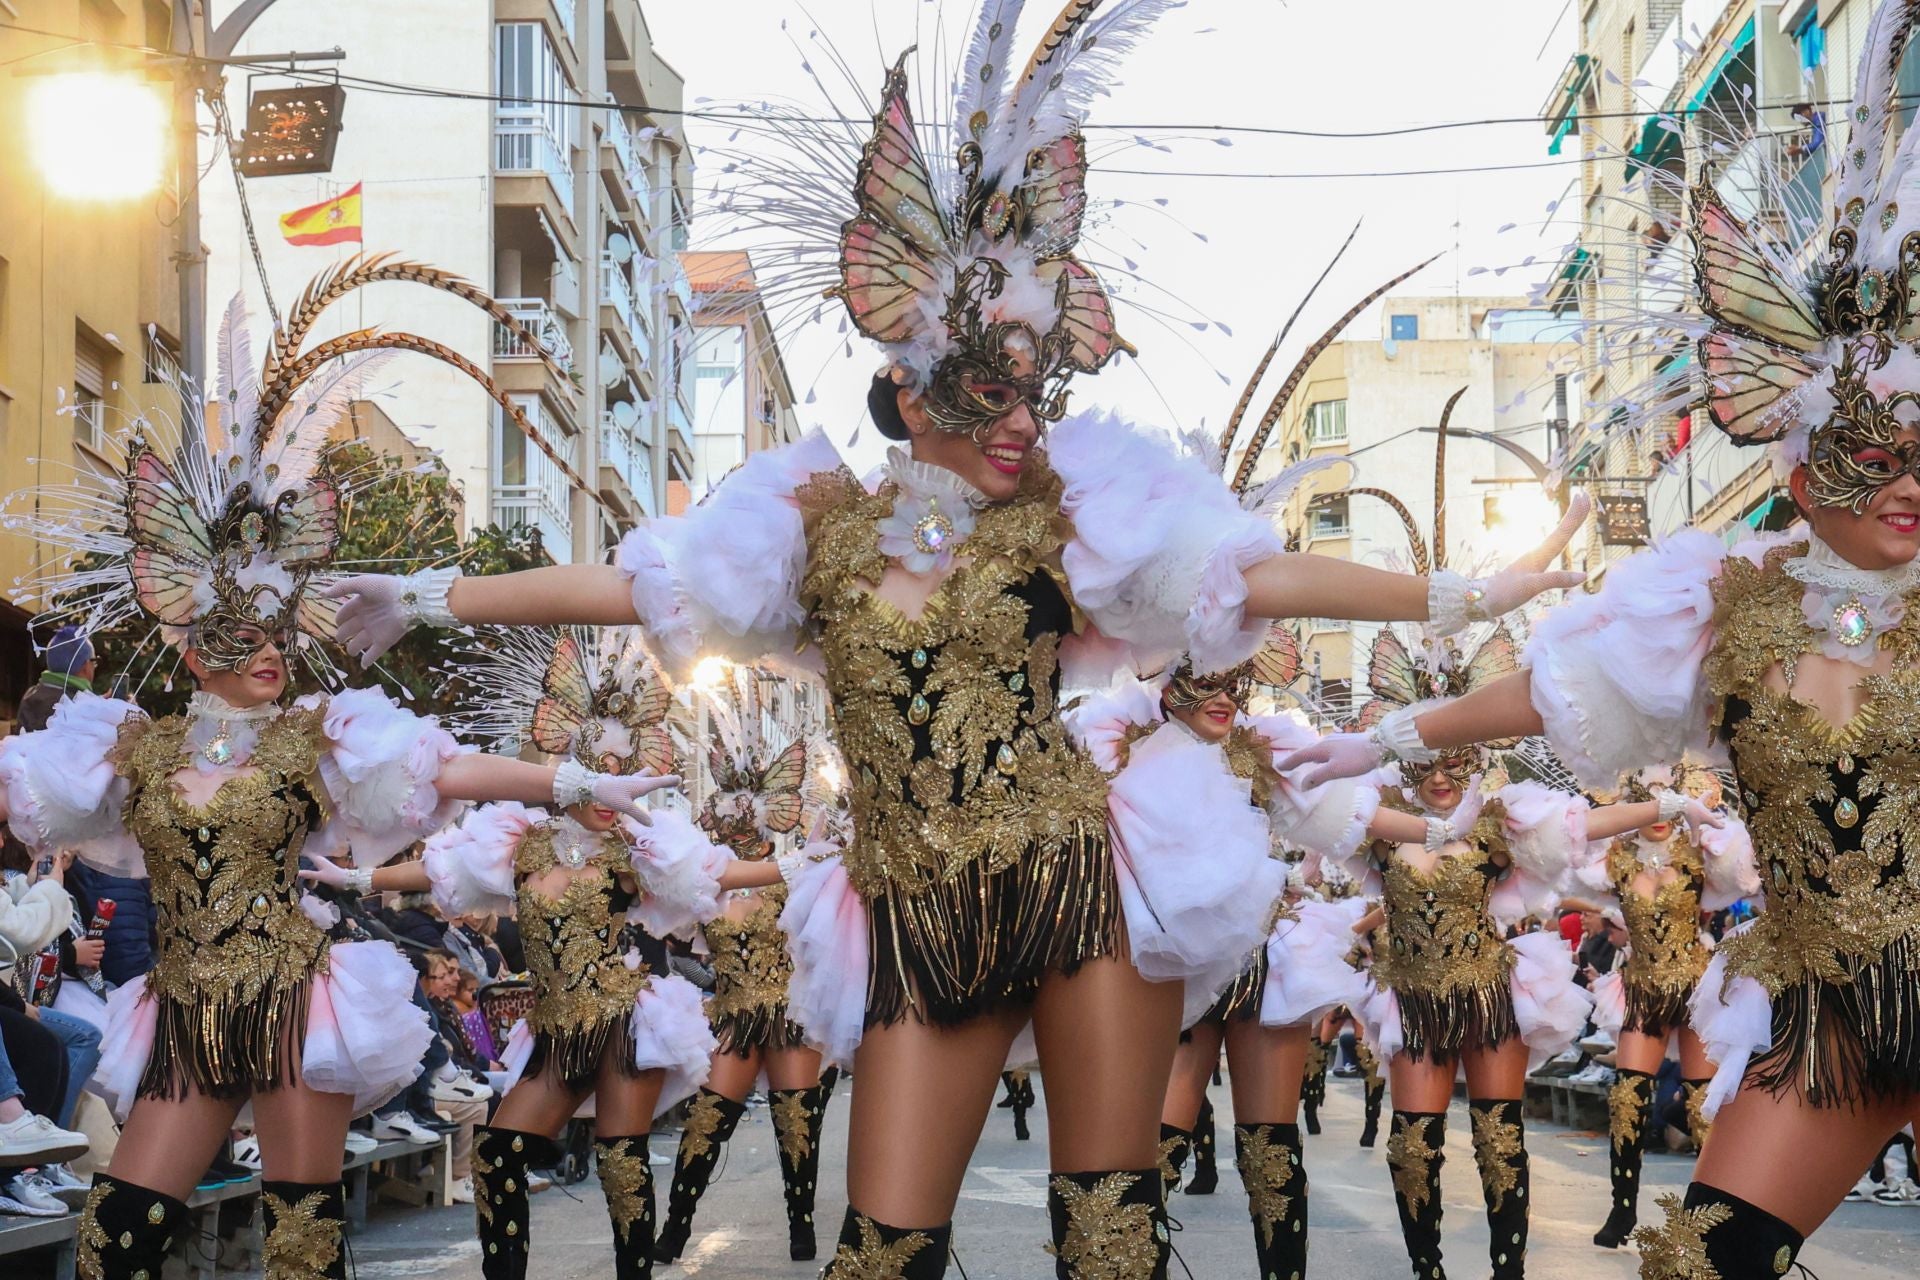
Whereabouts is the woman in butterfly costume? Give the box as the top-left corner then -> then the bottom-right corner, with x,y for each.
1280,6 -> 1920,1270
654,668 -> 838,1265
309,627 -> 783,1280
1307,429 -> 1721,1280
1573,766 -> 1758,1250
321,5 -> 1584,1274
0,266 -> 678,1280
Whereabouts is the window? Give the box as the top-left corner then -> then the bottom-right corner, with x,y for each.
496,22 -> 574,152
1389,314 -> 1419,341
74,328 -> 113,454
1304,399 -> 1347,445
1310,496 -> 1350,540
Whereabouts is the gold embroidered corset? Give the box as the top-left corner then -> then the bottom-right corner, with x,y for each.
515,823 -> 651,1035
112,707 -> 330,1007
797,465 -> 1110,895
1373,853 -> 1512,998
704,886 -> 794,1019
1704,545 -> 1920,994
1605,840 -> 1710,994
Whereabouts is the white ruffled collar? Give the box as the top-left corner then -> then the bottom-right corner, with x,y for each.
184,691 -> 283,772
1783,530 -> 1920,664
876,448 -> 986,573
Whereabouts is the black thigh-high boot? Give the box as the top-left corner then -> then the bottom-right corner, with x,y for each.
1236,1123 -> 1308,1280
1469,1099 -> 1529,1280
1680,1078 -> 1715,1153
1594,1069 -> 1654,1248
1047,1169 -> 1170,1279
76,1173 -> 188,1280
771,1083 -> 832,1261
652,1088 -> 747,1263
1634,1185 -> 1804,1280
1358,1041 -> 1386,1148
1186,1096 -> 1219,1194
594,1135 -> 655,1280
472,1127 -> 557,1280
822,1210 -> 953,1278
261,1180 -> 348,1280
1301,1039 -> 1329,1135
1386,1111 -> 1447,1280
1156,1124 -> 1193,1197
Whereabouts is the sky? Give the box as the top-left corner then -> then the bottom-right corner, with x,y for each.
645,0 -> 1585,470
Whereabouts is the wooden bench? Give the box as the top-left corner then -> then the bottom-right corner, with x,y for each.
1526,1073 -> 1611,1130
342,1135 -> 453,1227
0,1211 -> 78,1280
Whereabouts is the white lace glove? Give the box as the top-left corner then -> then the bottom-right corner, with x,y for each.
553,760 -> 681,824
320,567 -> 462,667
298,854 -> 371,894
1678,797 -> 1724,835
776,812 -> 841,882
1445,779 -> 1487,838
1428,492 -> 1591,635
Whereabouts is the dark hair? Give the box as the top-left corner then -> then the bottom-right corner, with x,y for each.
867,373 -> 910,441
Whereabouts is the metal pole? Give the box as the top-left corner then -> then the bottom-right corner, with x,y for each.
173,1 -> 207,403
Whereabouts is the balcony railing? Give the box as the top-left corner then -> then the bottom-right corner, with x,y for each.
495,109 -> 574,209
603,100 -> 644,198
492,399 -> 575,564
494,298 -> 575,373
600,256 -> 653,352
550,0 -> 575,48
599,411 -> 654,515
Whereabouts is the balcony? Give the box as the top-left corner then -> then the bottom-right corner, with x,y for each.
495,109 -> 574,217
600,100 -> 647,212
599,411 -> 654,517
492,399 -> 575,563
494,298 -> 575,372
600,257 -> 656,388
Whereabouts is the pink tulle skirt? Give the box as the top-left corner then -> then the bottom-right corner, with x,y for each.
91,941 -> 430,1122
495,974 -> 716,1119
1360,932 -> 1593,1071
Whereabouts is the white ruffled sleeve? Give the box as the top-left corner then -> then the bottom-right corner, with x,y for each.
1489,781 -> 1588,923
310,688 -> 469,868
1051,412 -> 1285,674
1062,682 -> 1163,772
1245,712 -> 1381,864
624,809 -> 730,941
0,693 -> 144,876
1698,817 -> 1761,911
1525,531 -> 1727,788
1569,842 -> 1620,903
614,431 -> 842,679
422,802 -> 541,919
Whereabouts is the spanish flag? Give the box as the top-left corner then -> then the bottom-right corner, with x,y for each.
280,183 -> 363,247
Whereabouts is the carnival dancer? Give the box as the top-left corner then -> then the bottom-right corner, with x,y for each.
0,272 -> 679,1280
319,6 -> 1588,1273
1302,422 -> 1719,1280
654,667 -> 838,1264
1277,12 -> 1920,1269
1576,767 -> 1758,1248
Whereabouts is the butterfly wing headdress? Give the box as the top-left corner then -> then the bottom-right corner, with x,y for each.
7,255 -> 566,673
693,664 -> 811,858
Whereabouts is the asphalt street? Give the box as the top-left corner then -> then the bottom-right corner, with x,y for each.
349,1072 -> 1917,1278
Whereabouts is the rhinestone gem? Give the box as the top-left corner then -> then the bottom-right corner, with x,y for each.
203,733 -> 233,766
1745,790 -> 1760,808
1884,203 -> 1901,231
1839,753 -> 1856,775
1857,271 -> 1888,316
1836,798 -> 1861,829
198,827 -> 211,843
912,507 -> 955,555
252,895 -> 270,916
148,1204 -> 166,1224
908,694 -> 931,726
506,1222 -> 518,1236
196,856 -> 211,877
1833,600 -> 1872,646
911,648 -> 928,668
1847,196 -> 1867,226
1008,671 -> 1026,693
121,1231 -> 134,1249
996,743 -> 1018,775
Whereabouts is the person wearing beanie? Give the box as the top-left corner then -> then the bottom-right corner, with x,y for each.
17,627 -> 96,733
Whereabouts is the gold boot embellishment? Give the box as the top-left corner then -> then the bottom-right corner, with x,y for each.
261,1183 -> 346,1280
1046,1170 -> 1169,1280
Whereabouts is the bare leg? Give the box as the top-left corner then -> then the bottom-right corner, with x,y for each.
1223,1021 -> 1313,1280
251,1085 -> 359,1279
250,1083 -> 356,1182
701,1045 -> 765,1102
1031,953 -> 1183,1172
1223,1021 -> 1310,1125
491,1065 -> 591,1141
844,1007 -> 1025,1225
1612,1029 -> 1669,1076
764,1043 -> 826,1091
108,1090 -> 246,1201
591,1055 -> 666,1279
1161,1022 -> 1225,1132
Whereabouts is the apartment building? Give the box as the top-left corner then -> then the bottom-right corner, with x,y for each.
200,0 -> 698,566
679,250 -> 799,506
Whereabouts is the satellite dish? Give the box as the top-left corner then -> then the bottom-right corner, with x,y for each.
611,399 -> 639,430
606,232 -> 634,265
598,348 -> 624,388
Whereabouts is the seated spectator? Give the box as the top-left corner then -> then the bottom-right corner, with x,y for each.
0,982 -> 88,1215
381,889 -> 449,956
445,914 -> 507,984
64,856 -> 156,990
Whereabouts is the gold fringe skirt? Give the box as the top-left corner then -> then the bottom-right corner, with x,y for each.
1181,948 -> 1266,1040
523,1012 -> 643,1090
1747,936 -> 1920,1107
139,980 -> 311,1103
712,1004 -> 807,1058
1622,977 -> 1695,1040
1390,977 -> 1518,1064
866,825 -> 1119,1029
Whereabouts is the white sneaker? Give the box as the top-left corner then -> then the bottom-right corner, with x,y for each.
1872,1177 -> 1920,1206
1568,1063 -> 1616,1086
526,1170 -> 552,1194
0,1112 -> 89,1165
36,1164 -> 91,1208
234,1135 -> 264,1168
1545,1049 -> 1583,1067
371,1112 -> 442,1146
448,1176 -> 475,1204
1847,1174 -> 1883,1202
428,1071 -> 491,1104
0,1173 -> 68,1216
341,1131 -> 378,1156
1578,1030 -> 1617,1054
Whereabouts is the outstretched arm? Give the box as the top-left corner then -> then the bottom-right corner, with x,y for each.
302,855 -> 431,895
436,754 -> 680,823
1279,672 -> 1545,789
1242,495 -> 1589,625
720,861 -> 786,891
325,564 -> 636,663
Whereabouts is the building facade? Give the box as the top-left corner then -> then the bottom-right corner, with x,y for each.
679,251 -> 799,507
0,0 -> 187,724
1240,295 -> 1579,710
199,0 -> 698,566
